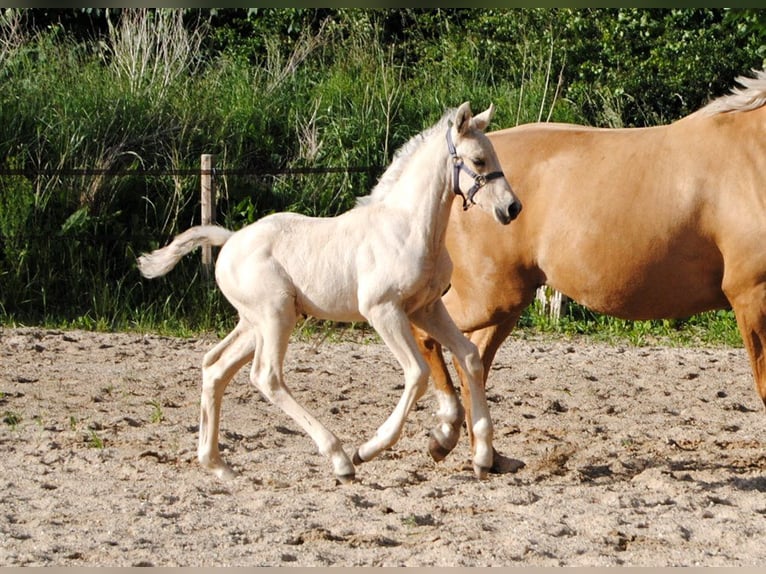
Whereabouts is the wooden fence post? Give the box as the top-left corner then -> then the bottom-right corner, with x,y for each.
201,154 -> 215,279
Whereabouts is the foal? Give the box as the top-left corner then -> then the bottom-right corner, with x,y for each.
137,102 -> 521,482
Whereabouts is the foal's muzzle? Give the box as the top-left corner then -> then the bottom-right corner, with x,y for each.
496,199 -> 522,225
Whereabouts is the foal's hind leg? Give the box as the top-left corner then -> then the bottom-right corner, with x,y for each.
199,319 -> 256,479
410,300 -> 495,479
248,307 -> 356,482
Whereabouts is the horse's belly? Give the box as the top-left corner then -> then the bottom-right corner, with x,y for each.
576,286 -> 728,320
548,259 -> 728,320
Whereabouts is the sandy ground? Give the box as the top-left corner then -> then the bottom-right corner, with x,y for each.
1,325 -> 765,566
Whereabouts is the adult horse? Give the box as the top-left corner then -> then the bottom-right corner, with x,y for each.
417,70 -> 766,471
137,102 -> 522,482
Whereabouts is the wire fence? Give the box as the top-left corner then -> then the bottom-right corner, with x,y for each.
0,166 -> 382,177
0,161 -> 386,241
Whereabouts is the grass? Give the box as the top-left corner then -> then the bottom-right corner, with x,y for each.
3,410 -> 21,430
519,301 -> 742,349
0,301 -> 742,351
87,430 -> 105,449
149,399 -> 164,424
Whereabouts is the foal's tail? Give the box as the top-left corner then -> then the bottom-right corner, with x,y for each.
137,225 -> 234,279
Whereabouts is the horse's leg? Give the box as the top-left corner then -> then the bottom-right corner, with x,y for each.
456,314 -> 525,474
412,325 -> 464,462
199,319 -> 255,479
353,302 -> 432,468
249,306 -> 356,483
727,285 -> 766,409
410,300 -> 495,479
415,314 -> 522,470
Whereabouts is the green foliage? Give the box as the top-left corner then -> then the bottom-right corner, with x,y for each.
149,399 -> 164,424
0,156 -> 35,315
559,8 -> 766,126
0,8 -> 761,346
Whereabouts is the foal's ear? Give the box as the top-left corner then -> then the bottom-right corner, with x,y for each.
454,101 -> 473,135
472,103 -> 495,132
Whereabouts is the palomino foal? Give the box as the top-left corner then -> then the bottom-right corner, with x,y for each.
137,102 -> 521,482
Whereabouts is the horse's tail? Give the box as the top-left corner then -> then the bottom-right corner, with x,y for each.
137,225 -> 234,279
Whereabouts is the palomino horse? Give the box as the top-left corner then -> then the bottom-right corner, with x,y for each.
416,70 -> 766,471
137,102 -> 522,482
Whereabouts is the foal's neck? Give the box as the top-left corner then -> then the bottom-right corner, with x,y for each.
398,139 -> 454,254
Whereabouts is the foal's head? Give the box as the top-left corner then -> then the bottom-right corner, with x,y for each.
448,102 -> 521,224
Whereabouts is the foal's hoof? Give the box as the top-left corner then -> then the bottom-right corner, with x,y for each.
352,449 -> 365,466
473,464 -> 491,480
335,471 -> 356,485
209,463 -> 237,481
428,434 -> 453,463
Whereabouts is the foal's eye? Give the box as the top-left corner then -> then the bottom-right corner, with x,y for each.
473,158 -> 485,167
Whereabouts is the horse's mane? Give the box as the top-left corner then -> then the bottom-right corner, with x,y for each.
356,107 -> 455,206
697,68 -> 766,116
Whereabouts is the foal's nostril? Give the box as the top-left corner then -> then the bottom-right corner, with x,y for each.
496,200 -> 521,225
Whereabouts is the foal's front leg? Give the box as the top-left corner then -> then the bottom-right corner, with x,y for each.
353,301 -> 432,465
411,300 -> 494,479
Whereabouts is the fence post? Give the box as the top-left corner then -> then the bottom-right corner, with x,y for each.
201,154 -> 215,279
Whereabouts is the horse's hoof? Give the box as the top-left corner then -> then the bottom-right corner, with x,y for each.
428,434 -> 452,462
490,449 -> 526,475
352,450 -> 365,465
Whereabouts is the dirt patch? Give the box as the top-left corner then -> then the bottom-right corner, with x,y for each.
1,326 -> 765,566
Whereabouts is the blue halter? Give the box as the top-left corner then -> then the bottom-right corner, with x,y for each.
446,127 -> 505,211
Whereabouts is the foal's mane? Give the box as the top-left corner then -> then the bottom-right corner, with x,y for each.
697,68 -> 766,116
356,107 -> 455,206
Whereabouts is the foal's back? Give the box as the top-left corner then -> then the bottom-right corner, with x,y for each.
214,211 -> 368,322
214,202 -> 450,324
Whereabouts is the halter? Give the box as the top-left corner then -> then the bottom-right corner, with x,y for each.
446,126 -> 505,210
